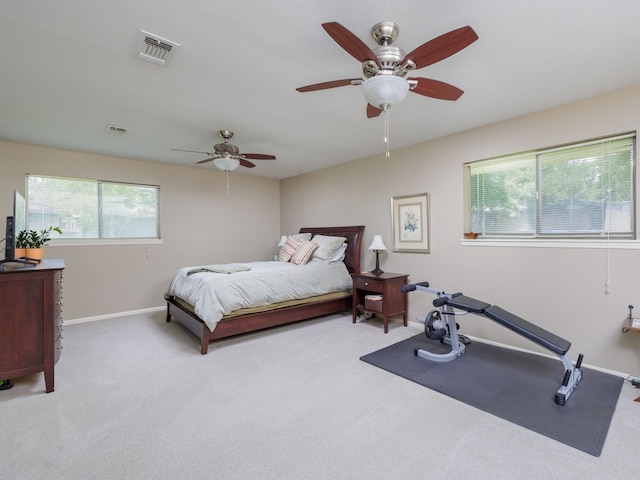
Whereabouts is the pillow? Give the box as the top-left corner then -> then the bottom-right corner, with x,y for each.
330,242 -> 348,263
310,235 -> 347,263
278,237 -> 300,262
291,240 -> 319,265
288,232 -> 312,242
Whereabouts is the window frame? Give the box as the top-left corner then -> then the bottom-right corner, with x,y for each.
463,132 -> 636,247
26,174 -> 161,245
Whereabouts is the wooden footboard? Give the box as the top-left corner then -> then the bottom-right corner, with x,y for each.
166,294 -> 351,354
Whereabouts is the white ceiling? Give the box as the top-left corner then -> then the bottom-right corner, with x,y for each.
2,1 -> 640,179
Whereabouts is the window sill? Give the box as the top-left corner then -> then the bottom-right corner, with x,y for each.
47,238 -> 163,247
460,238 -> 640,250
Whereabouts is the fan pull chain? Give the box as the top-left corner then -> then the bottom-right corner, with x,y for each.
225,171 -> 231,195
383,106 -> 390,158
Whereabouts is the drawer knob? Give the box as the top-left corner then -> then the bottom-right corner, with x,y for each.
364,282 -> 369,286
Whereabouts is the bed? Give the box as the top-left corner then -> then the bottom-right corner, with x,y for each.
165,225 -> 365,354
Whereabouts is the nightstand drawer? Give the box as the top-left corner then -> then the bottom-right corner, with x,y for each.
364,297 -> 383,313
353,276 -> 385,291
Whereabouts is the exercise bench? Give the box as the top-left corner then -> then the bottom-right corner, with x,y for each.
402,281 -> 584,405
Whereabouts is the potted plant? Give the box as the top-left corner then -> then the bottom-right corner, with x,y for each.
25,226 -> 62,260
14,229 -> 29,259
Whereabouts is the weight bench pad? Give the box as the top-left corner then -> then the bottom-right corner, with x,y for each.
444,295 -> 491,313
483,305 -> 571,356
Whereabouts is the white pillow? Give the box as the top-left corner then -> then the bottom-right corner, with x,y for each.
310,235 -> 347,263
288,232 -> 312,242
330,242 -> 348,263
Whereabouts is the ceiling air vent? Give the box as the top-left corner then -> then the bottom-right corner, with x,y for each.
135,30 -> 180,66
105,124 -> 128,134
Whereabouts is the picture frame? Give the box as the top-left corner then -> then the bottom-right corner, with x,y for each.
391,193 -> 430,253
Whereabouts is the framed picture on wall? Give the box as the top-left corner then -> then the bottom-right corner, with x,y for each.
391,193 -> 430,253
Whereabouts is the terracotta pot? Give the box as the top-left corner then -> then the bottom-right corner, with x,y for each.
25,248 -> 44,261
14,248 -> 27,259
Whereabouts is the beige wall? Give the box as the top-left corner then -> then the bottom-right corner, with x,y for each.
3,84 -> 640,374
281,83 -> 640,374
0,141 -> 280,319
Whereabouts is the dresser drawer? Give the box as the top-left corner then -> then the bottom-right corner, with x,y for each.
353,276 -> 384,292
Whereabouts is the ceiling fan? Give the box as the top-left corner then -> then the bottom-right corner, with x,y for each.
296,21 -> 478,156
171,130 -> 276,172
297,21 -> 478,116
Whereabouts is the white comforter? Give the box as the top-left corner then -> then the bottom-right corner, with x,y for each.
166,260 -> 352,331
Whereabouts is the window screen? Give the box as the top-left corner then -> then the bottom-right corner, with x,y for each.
26,175 -> 160,240
465,133 -> 635,238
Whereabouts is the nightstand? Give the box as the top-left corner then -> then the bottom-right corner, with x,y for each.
351,272 -> 409,333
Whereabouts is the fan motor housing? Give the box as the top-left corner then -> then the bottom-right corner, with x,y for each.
215,142 -> 240,156
364,23 -> 408,78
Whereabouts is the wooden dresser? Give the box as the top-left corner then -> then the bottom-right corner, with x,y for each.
0,259 -> 64,393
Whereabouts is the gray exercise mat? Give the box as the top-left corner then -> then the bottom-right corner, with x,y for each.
360,334 -> 623,457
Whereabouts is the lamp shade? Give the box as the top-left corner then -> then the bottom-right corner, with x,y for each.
368,235 -> 387,251
278,235 -> 287,246
213,156 -> 240,172
362,75 -> 409,109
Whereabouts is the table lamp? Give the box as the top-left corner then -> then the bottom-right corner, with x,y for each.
368,235 -> 387,274
275,235 -> 287,261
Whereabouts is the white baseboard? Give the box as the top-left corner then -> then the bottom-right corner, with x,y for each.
64,305 -> 165,326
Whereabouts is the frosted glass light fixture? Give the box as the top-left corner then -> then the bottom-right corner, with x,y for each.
361,75 -> 409,158
362,75 -> 409,109
368,234 -> 387,275
213,157 -> 240,172
213,156 -> 240,195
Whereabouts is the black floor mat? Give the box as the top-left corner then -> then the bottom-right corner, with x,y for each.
360,334 -> 623,457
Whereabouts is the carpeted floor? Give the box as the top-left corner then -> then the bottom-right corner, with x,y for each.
2,312 -> 639,479
361,333 -> 623,456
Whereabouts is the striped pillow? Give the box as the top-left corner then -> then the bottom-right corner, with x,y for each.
291,240 -> 319,265
278,237 -> 300,262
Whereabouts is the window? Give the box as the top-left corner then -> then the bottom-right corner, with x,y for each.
26,175 -> 160,240
464,133 -> 635,239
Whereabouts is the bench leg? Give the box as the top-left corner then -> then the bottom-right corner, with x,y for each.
414,307 -> 466,362
554,353 -> 584,405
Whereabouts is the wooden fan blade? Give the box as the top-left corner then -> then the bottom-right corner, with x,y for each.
367,103 -> 383,118
296,78 -> 361,92
195,158 -> 215,164
409,78 -> 464,101
172,148 -> 212,155
402,26 -> 478,70
322,22 -> 380,66
242,153 -> 276,160
239,159 -> 256,168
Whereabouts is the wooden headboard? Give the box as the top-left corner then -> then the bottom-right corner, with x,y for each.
299,225 -> 365,274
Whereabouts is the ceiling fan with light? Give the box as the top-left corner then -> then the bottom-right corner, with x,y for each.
172,130 -> 275,193
171,130 -> 276,172
296,21 -> 478,156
